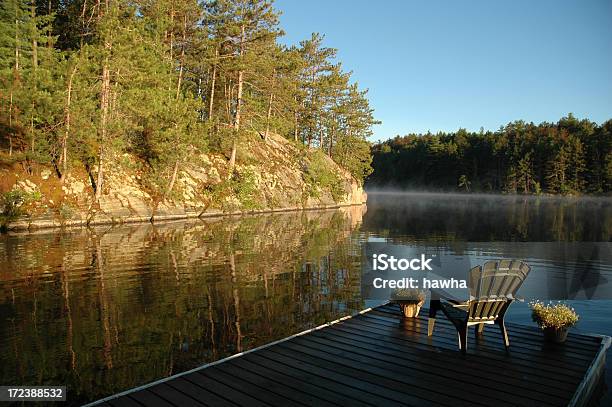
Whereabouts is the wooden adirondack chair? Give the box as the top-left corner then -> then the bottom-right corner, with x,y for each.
427,260 -> 531,354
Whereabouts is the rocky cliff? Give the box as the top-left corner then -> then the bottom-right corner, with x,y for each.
0,132 -> 366,231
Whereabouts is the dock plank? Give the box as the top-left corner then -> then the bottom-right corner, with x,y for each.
213,361 -> 335,407
184,371 -> 267,407
107,397 -> 143,407
127,390 -> 174,406
286,335 -> 567,406
327,319 -> 588,380
310,324 -> 576,395
165,377 -> 236,407
231,356 -> 368,407
89,304 -> 610,407
242,352 -> 377,406
202,365 -> 307,407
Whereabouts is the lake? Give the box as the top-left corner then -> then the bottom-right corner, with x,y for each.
1,192 -> 610,405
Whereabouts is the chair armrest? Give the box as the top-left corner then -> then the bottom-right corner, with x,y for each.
444,299 -> 470,309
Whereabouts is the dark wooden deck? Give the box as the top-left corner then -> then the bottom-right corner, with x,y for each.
88,304 -> 610,407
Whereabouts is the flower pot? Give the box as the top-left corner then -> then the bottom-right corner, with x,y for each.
399,300 -> 424,318
543,327 -> 569,343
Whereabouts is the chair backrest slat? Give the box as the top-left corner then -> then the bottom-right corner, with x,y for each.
468,260 -> 531,322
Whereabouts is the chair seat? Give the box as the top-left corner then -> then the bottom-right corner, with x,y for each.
440,301 -> 469,321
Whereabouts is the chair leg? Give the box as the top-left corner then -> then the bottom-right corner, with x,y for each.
458,325 -> 468,354
498,319 -> 510,349
427,299 -> 440,337
477,324 -> 485,335
428,318 -> 436,336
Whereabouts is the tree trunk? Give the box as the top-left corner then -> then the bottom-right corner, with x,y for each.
166,160 -> 179,196
9,91 -> 13,156
235,72 -> 244,129
61,64 -> 78,183
47,0 -> 52,49
328,122 -> 334,156
31,5 -> 38,69
319,130 -> 323,150
293,96 -> 299,142
228,140 -> 236,175
15,17 -> 19,71
264,70 -> 275,141
30,107 -> 35,154
175,15 -> 186,100
208,47 -> 217,120
30,5 -> 38,156
230,25 -> 246,175
95,145 -> 104,199
166,16 -> 187,195
234,25 -> 245,130
169,5 -> 174,60
96,54 -> 111,200
264,93 -> 274,141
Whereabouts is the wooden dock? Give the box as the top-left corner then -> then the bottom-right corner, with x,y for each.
87,303 -> 610,407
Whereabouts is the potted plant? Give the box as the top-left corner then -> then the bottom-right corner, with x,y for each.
530,301 -> 579,343
391,288 -> 426,318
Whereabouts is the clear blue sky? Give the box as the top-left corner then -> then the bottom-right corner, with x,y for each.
274,0 -> 612,141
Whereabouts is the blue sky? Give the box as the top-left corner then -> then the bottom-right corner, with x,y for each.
274,0 -> 612,141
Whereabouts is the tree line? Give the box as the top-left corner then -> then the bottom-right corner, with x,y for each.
369,115 -> 611,194
0,0 -> 378,200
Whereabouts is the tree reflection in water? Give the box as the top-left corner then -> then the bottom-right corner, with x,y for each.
0,206 -> 366,405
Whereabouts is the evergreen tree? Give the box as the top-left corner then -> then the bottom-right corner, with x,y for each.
371,115 -> 611,194
1,0 -> 379,194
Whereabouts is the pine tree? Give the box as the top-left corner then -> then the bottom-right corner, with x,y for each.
1,0 -> 380,194
298,33 -> 335,148
203,0 -> 280,174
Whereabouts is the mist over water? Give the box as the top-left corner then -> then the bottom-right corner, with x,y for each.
363,190 -> 611,241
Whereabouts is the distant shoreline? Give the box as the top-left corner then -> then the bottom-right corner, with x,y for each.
364,189 -> 612,199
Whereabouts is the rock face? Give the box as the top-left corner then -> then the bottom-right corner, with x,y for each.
1,132 -> 367,231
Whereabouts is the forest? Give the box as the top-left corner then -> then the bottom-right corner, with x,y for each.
0,0 -> 378,200
369,115 -> 612,194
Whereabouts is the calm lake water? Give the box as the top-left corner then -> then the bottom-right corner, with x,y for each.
1,192 -> 611,405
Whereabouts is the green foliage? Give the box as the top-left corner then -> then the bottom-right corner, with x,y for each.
58,202 -> 75,220
332,134 -> 373,183
304,151 -> 345,202
1,189 -> 41,218
231,167 -> 261,209
212,167 -> 262,210
371,115 -> 612,195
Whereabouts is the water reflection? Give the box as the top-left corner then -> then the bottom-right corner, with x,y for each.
364,191 -> 611,241
0,207 -> 366,405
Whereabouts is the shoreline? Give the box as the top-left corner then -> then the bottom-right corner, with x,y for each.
3,201 -> 368,234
